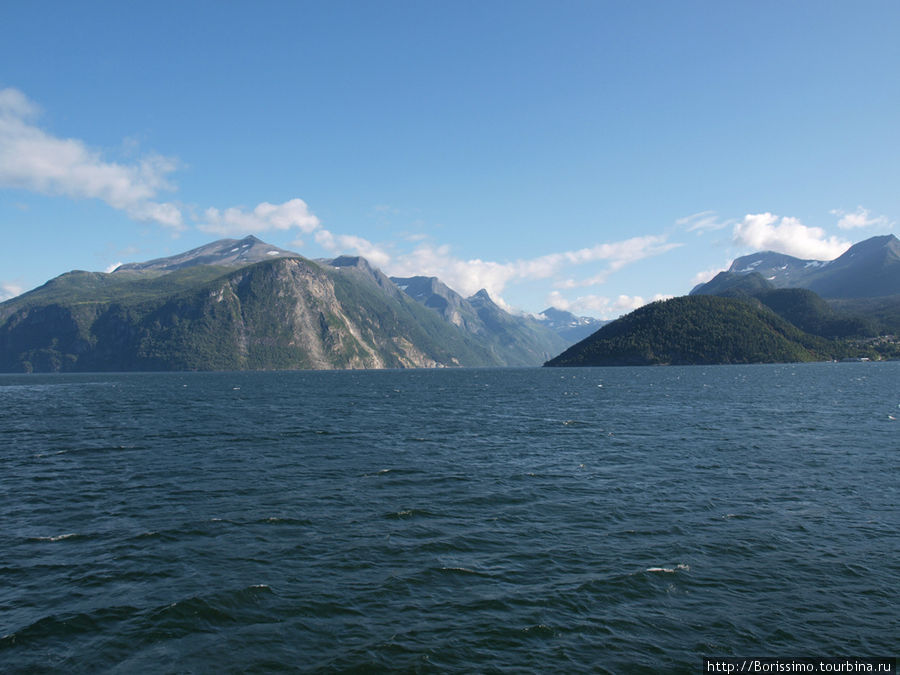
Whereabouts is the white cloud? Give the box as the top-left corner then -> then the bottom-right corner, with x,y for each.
555,274 -> 607,289
677,210 -> 733,234
831,206 -> 893,231
386,234 -> 681,303
314,228 -> 392,269
387,243 -> 520,299
1,282 -> 24,301
690,264 -> 729,287
546,290 -> 671,320
733,212 -> 850,260
0,87 -> 183,228
0,88 -> 39,119
199,198 -> 320,236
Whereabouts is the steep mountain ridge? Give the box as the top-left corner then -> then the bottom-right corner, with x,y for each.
466,289 -> 568,365
0,256 -> 502,372
115,235 -> 298,272
389,275 -> 483,332
693,234 -> 900,298
388,276 -> 568,365
690,273 -> 876,338
0,238 -> 574,372
535,307 -> 607,343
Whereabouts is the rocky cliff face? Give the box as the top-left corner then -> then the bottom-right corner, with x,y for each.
0,256 -> 497,372
389,276 -> 569,366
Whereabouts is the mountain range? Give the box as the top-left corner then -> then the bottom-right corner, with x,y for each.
548,234 -> 900,367
4,233 -> 898,372
691,234 -> 900,299
0,236 -> 596,372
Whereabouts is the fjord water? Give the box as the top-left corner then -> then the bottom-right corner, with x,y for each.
1,364 -> 897,673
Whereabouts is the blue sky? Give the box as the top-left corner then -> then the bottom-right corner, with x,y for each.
1,1 -> 898,317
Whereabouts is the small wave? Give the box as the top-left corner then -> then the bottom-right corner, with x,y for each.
646,564 -> 690,573
257,516 -> 312,525
146,584 -> 276,633
521,624 -> 555,636
28,533 -> 80,542
437,566 -> 493,578
1,604 -> 139,646
50,445 -> 134,456
384,508 -> 434,519
362,468 -> 393,477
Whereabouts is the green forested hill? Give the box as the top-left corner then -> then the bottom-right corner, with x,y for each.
544,295 -> 835,367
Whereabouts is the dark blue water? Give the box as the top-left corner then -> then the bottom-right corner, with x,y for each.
1,364 -> 897,672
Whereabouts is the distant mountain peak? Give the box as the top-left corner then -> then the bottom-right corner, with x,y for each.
695,234 -> 900,299
329,255 -> 370,268
539,307 -> 573,320
115,236 -> 298,273
537,306 -> 607,342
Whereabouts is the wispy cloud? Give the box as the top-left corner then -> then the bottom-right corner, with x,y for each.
383,234 -> 680,303
0,281 -> 24,301
676,210 -> 734,234
831,206 -> 893,231
733,212 -> 850,260
198,199 -> 320,237
314,229 -> 392,269
690,265 -> 729,287
546,290 -> 672,319
0,87 -> 183,229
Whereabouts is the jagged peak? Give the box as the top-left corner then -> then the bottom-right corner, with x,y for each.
539,306 -> 576,320
837,233 -> 900,257
329,255 -> 373,269
390,275 -> 454,296
391,275 -> 440,284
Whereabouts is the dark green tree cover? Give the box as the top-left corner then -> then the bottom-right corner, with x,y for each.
691,273 -> 878,338
545,296 -> 837,367
828,295 -> 900,335
751,288 -> 878,338
691,271 -> 774,297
